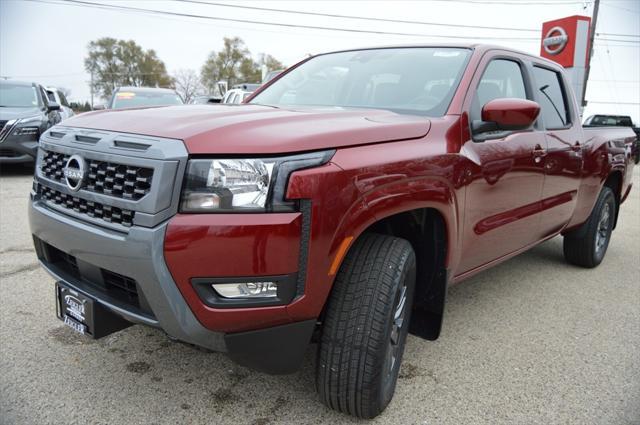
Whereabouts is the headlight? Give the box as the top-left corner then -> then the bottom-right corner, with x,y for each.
10,115 -> 42,140
12,127 -> 40,136
180,151 -> 334,212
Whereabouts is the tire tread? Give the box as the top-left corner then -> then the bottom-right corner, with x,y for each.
316,233 -> 415,418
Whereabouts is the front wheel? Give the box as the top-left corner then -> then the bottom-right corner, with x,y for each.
316,233 -> 416,419
563,186 -> 616,268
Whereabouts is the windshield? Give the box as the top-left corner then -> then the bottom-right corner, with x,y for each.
588,115 -> 633,127
0,83 -> 39,108
111,90 -> 183,109
251,47 -> 471,116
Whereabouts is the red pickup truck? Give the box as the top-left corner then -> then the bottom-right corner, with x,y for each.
29,45 -> 635,418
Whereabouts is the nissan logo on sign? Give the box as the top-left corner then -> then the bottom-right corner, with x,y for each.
63,154 -> 87,191
543,26 -> 569,55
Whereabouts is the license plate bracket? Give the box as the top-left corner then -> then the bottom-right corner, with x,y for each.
56,282 -> 132,339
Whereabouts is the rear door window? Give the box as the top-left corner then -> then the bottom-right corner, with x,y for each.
532,66 -> 572,129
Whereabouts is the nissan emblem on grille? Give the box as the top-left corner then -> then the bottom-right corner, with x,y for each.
63,154 -> 87,191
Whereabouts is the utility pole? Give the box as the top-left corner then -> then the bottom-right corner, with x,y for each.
582,0 -> 600,107
90,70 -> 94,109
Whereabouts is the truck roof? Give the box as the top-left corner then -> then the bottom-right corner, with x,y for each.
315,44 -> 560,68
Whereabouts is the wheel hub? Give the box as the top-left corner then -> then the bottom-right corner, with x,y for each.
595,203 -> 611,254
388,285 -> 407,373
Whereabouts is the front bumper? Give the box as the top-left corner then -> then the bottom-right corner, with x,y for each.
30,199 -> 316,373
30,199 -> 227,351
0,135 -> 38,163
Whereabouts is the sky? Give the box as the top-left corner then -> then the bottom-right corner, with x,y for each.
1,0 -> 639,123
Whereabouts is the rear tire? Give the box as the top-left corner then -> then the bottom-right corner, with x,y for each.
563,186 -> 616,268
316,233 -> 416,419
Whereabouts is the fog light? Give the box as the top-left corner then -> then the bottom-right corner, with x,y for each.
212,282 -> 278,298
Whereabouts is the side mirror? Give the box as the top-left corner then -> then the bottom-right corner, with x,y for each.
472,98 -> 540,137
47,101 -> 61,112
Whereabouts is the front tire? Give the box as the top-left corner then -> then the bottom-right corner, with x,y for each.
563,186 -> 616,268
316,233 -> 416,419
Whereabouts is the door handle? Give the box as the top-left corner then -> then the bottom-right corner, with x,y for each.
532,144 -> 547,163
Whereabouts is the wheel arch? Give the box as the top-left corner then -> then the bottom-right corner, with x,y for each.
325,178 -> 459,341
603,169 -> 623,228
362,207 -> 449,341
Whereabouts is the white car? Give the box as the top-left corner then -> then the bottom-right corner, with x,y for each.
221,84 -> 261,104
221,89 -> 252,104
46,87 -> 74,120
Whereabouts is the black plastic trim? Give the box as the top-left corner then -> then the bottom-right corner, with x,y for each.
296,200 -> 312,296
225,319 -> 316,374
191,274 -> 298,309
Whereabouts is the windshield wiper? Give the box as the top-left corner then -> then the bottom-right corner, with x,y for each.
539,85 -> 566,126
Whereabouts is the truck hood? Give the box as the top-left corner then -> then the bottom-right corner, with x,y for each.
62,104 -> 430,154
0,107 -> 42,122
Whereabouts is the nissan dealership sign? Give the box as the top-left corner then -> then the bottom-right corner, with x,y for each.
540,15 -> 591,68
540,15 -> 592,109
542,26 -> 569,55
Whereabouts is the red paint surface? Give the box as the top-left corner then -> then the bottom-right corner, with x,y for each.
164,213 -> 301,332
62,105 -> 429,155
481,98 -> 540,129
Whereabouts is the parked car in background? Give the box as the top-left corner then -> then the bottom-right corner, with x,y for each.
190,95 -> 222,104
263,69 -> 283,83
46,87 -> 74,121
108,86 -> 183,109
0,80 -> 60,163
221,83 -> 260,104
584,114 -> 640,163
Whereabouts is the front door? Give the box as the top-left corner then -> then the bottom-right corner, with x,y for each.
458,56 -> 547,274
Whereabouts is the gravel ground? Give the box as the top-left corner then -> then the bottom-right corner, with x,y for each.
0,164 -> 638,425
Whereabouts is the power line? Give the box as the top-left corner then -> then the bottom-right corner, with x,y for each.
596,37 -> 640,43
28,0 -> 545,40
26,0 -> 640,45
426,0 -> 593,4
176,0 -> 540,33
588,101 -> 640,105
29,0 -> 634,44
601,2 -> 640,14
591,79 -> 640,83
597,32 -> 640,38
176,0 -> 639,38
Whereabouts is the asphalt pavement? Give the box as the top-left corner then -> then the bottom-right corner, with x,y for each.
1,163 -> 638,425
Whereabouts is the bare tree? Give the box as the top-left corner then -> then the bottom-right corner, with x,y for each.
172,69 -> 202,103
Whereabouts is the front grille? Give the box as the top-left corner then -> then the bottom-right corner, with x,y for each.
39,184 -> 135,227
102,270 -> 139,304
37,239 -> 151,316
41,150 -> 153,200
0,120 -> 7,129
0,148 -> 19,157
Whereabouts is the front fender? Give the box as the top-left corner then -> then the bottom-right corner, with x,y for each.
284,140 -> 464,323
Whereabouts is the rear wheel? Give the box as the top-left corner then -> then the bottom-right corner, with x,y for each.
563,186 -> 616,268
316,233 -> 416,419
